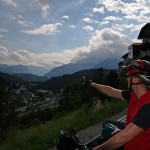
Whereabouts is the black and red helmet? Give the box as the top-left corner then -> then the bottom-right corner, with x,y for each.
122,59 -> 150,84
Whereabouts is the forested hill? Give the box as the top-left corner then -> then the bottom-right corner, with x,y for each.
0,72 -> 23,86
43,68 -> 119,91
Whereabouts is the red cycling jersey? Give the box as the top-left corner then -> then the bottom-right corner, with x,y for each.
125,91 -> 150,150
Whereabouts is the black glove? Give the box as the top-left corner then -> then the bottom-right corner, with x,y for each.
82,76 -> 93,86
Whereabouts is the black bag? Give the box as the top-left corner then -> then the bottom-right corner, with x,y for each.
56,129 -> 86,150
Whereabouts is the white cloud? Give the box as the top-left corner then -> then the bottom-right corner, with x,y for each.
83,18 -> 93,23
22,23 -> 63,35
93,7 -> 105,14
62,15 -> 69,19
111,24 -> 127,32
0,28 -> 132,70
124,14 -> 150,23
74,28 -> 131,62
111,23 -> 146,33
99,0 -> 150,22
90,29 -> 130,51
55,23 -> 62,26
104,16 -> 122,21
129,23 -> 146,32
69,25 -> 76,29
136,0 -> 150,8
120,3 -> 141,15
83,25 -> 94,32
0,47 -> 72,69
36,0 -> 50,18
139,7 -> 150,16
100,21 -> 109,25
98,0 -> 124,13
2,0 -> 17,7
70,29 -> 132,62
17,20 -> 33,27
83,18 -> 101,25
0,47 -> 8,56
99,0 -> 138,15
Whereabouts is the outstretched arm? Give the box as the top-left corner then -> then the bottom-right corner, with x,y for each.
90,83 -> 125,101
82,76 -> 125,101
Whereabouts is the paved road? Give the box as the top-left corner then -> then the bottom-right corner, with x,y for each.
48,108 -> 127,150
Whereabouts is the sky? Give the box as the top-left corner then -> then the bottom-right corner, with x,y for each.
0,0 -> 149,74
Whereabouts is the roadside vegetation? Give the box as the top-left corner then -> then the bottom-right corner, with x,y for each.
0,100 -> 127,150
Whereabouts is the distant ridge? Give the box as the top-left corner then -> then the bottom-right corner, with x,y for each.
44,62 -> 95,79
44,58 -> 120,79
95,59 -> 120,69
0,58 -> 120,79
0,72 -> 48,82
0,64 -> 49,76
14,73 -> 48,82
0,64 -> 30,74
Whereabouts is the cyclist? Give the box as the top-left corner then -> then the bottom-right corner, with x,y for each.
83,59 -> 150,150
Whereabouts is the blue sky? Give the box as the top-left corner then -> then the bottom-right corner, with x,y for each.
0,0 -> 149,72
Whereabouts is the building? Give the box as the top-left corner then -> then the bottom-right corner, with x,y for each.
137,23 -> 150,61
121,23 -> 150,65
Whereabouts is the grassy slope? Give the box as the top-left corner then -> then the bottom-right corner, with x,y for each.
0,100 -> 127,150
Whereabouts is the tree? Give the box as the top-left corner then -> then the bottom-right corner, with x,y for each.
118,70 -> 128,90
105,70 -> 119,88
0,86 -> 17,141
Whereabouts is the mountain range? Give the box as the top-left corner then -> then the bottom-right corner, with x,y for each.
0,64 -> 49,76
44,58 -> 120,78
13,73 -> 48,82
0,58 -> 121,81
